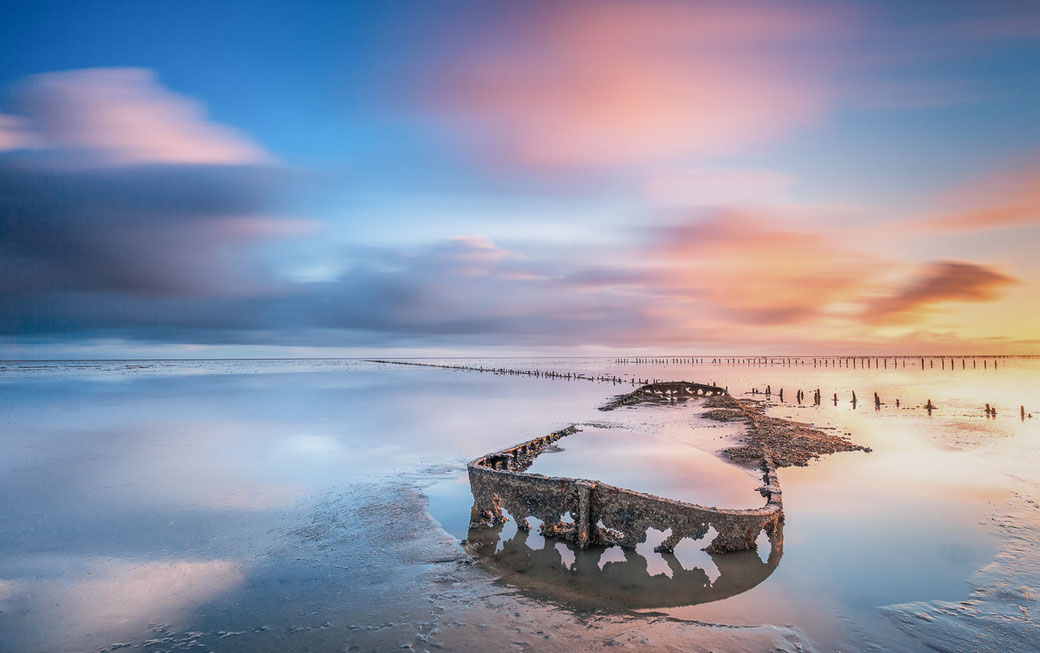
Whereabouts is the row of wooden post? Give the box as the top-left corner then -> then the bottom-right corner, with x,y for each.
614,357 -> 1004,370
750,385 -> 1032,419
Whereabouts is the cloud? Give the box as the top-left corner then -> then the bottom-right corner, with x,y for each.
0,113 -> 39,150
2,211 -> 1024,352
863,261 -> 1019,323
439,234 -> 524,273
429,1 -> 846,171
278,236 -> 656,344
0,164 -> 298,298
0,69 -> 304,302
643,168 -> 795,207
918,163 -> 1040,231
0,231 -> 660,347
3,68 -> 270,166
0,62 -> 1026,354
648,211 -> 883,325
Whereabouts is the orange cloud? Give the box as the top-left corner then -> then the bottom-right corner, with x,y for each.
862,260 -> 1018,323
433,1 -> 847,170
649,211 -> 882,325
919,162 -> 1040,231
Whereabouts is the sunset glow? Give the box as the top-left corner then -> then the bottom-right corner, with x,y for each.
2,1 -> 1039,357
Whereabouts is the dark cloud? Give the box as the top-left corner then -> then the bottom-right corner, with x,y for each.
246,239 -> 660,345
864,261 -> 1018,323
0,228 -> 660,346
0,68 -> 309,341
0,162 -> 289,297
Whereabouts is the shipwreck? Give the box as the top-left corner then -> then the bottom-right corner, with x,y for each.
467,382 -> 784,555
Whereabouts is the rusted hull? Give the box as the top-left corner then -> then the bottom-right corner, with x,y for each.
467,422 -> 782,554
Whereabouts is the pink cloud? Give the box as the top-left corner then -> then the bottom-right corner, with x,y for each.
431,2 -> 848,170
316,220 -> 1026,349
445,235 -> 524,265
0,113 -> 40,150
643,168 -> 795,206
648,211 -> 883,325
7,68 -> 270,166
918,163 -> 1040,231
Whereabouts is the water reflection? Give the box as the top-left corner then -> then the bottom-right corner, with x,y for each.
0,557 -> 247,651
464,520 -> 783,611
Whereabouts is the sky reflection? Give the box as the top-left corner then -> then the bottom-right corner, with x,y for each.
0,359 -> 1037,650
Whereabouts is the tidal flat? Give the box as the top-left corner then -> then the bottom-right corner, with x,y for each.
0,357 -> 1037,651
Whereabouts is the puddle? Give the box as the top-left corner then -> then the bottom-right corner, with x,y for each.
524,426 -> 762,507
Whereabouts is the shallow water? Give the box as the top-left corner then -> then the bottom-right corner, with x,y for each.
1,357 -> 1037,651
523,425 -> 761,507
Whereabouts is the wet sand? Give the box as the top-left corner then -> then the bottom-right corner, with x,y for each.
0,358 -> 1037,651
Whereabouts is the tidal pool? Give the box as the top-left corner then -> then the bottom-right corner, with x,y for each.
523,425 -> 762,507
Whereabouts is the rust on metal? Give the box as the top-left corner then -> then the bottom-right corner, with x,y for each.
468,383 -> 783,554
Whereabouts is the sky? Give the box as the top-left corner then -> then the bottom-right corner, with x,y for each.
1,0 -> 1039,358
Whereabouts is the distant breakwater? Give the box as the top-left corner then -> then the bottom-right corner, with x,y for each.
615,356 -> 1010,370
363,359 -> 659,386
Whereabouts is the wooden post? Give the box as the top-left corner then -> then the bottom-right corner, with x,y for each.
575,480 -> 594,549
